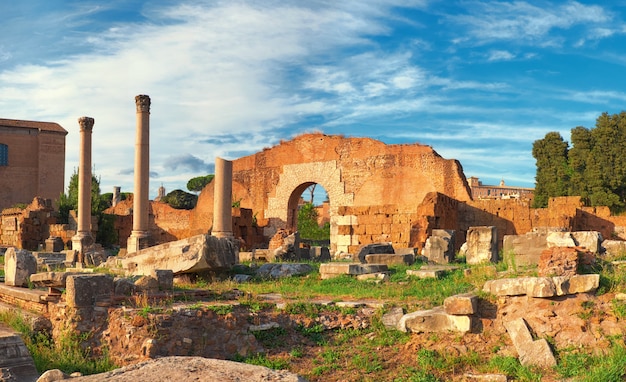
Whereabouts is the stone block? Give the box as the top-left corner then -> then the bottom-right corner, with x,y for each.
356,242 -> 394,263
502,232 -> 547,268
309,246 -> 331,262
355,272 -> 389,282
0,327 -> 39,382
482,277 -> 556,298
538,247 -> 579,277
29,271 -> 84,288
45,236 -> 64,252
546,232 -> 576,247
135,276 -> 159,292
602,240 -> 626,260
465,226 -> 498,264
567,274 -> 599,294
406,268 -> 445,279
238,252 -> 253,262
423,229 -> 456,264
256,263 -> 314,279
398,306 -> 472,333
571,231 -> 602,253
364,253 -> 414,266
118,234 -> 237,276
444,293 -> 478,315
151,269 -> 174,291
4,248 -> 37,287
64,249 -> 78,265
381,306 -> 405,329
504,318 -> 556,368
66,274 -> 114,307
319,263 -> 388,279
463,374 -> 508,382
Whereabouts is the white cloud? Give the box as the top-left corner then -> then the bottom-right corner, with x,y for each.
487,50 -> 515,61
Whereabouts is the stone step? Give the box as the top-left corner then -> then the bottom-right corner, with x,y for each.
397,306 -> 472,333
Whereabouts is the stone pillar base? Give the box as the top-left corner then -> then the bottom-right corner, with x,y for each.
71,231 -> 94,265
211,231 -> 234,239
127,231 -> 151,254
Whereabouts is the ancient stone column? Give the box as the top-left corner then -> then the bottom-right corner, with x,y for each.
112,186 -> 121,207
127,95 -> 151,253
71,116 -> 95,262
211,157 -> 233,238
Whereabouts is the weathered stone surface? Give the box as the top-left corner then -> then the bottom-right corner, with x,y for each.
406,268 -> 446,279
0,324 -> 39,382
423,229 -> 455,264
382,306 -> 405,329
256,263 -> 313,279
571,231 -> 602,253
66,274 -> 113,307
115,234 -> 236,276
538,247 -> 579,277
465,226 -> 498,264
29,272 -> 84,288
134,276 -> 159,293
602,239 -> 626,260
233,274 -> 252,283
150,269 -> 173,291
398,306 -> 472,333
567,274 -> 600,294
356,243 -> 394,263
355,272 -> 389,282
308,246 -> 331,262
483,277 -> 556,298
44,236 -> 64,252
504,318 -> 556,368
364,253 -> 414,266
4,248 -> 37,287
502,232 -> 547,267
113,278 -> 135,296
65,356 -> 306,382
444,293 -> 478,315
267,229 -> 301,262
546,231 -> 576,248
36,369 -> 69,382
319,263 -> 388,279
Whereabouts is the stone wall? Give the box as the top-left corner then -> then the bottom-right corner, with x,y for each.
0,198 -> 57,251
0,120 -> 67,211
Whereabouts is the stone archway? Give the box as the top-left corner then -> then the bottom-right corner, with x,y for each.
265,160 -> 354,254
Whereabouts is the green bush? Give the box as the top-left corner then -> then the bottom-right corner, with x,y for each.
161,189 -> 198,210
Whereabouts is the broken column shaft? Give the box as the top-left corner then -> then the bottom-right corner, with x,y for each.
211,157 -> 233,238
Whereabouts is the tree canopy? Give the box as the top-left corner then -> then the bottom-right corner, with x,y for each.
297,202 -> 330,241
532,111 -> 626,212
187,174 -> 214,193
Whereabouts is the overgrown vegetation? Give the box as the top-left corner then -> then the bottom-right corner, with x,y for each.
0,310 -> 116,375
297,202 -> 330,241
533,111 -> 626,212
161,189 -> 198,210
187,174 -> 214,194
56,170 -> 118,247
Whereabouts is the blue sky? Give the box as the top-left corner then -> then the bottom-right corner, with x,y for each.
1,1 -> 625,199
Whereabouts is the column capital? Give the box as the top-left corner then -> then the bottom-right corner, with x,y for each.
78,116 -> 94,132
135,94 -> 151,113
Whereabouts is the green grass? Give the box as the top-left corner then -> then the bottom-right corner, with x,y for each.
555,343 -> 626,381
0,310 -> 116,375
237,353 -> 290,370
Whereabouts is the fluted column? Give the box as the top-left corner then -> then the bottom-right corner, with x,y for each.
71,116 -> 95,263
127,94 -> 151,253
211,157 -> 233,238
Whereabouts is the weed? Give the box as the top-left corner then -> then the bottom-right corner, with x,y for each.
296,323 -> 326,345
205,304 -> 233,315
484,355 -> 542,381
289,346 -> 304,358
251,327 -> 287,348
352,353 -> 383,373
239,353 -> 289,370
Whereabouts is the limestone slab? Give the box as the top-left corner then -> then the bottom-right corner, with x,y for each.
398,306 -> 472,333
0,324 -> 39,382
444,293 -> 478,315
504,318 -> 556,368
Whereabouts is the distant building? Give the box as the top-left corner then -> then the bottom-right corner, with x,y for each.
0,118 -> 68,210
468,176 -> 534,200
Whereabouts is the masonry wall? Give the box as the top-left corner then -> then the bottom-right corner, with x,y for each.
0,128 -> 66,210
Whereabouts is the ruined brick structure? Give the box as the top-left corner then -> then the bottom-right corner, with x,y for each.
191,133 -> 472,254
0,119 -> 67,210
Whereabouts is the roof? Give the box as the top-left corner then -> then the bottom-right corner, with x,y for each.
0,118 -> 68,135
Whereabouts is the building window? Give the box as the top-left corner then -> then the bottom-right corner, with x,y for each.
0,144 -> 7,166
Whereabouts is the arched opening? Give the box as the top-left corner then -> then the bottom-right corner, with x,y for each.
286,182 -> 330,242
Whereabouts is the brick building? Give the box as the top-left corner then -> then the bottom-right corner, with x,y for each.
468,176 -> 534,200
0,118 -> 68,210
